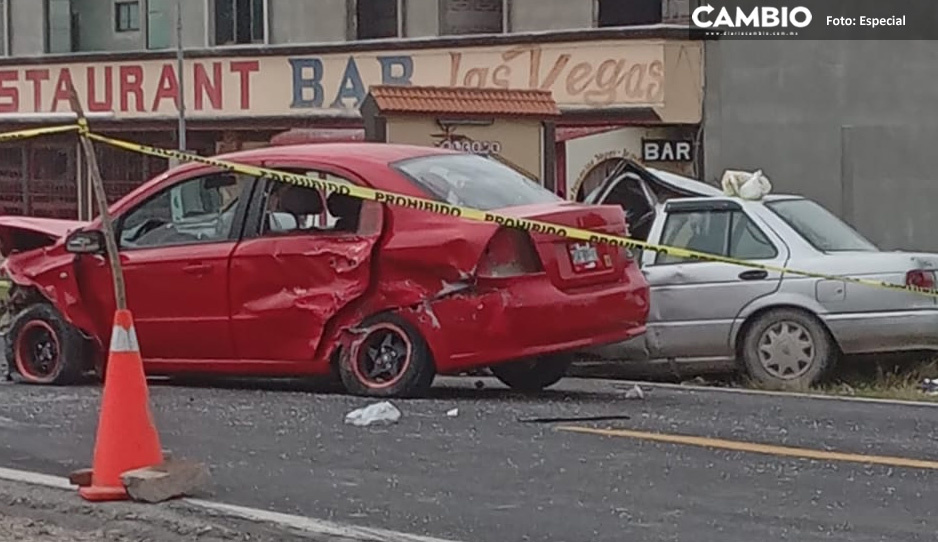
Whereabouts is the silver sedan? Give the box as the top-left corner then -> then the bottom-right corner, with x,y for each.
583,160 -> 938,389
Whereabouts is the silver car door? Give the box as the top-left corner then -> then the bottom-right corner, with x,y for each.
640,199 -> 790,360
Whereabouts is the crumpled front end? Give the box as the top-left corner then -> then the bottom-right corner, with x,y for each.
0,218 -> 97,342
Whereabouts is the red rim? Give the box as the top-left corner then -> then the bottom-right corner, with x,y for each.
350,323 -> 413,390
14,320 -> 61,383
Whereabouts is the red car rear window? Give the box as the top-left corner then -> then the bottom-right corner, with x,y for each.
393,154 -> 561,212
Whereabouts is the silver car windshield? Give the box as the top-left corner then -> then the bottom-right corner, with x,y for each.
393,154 -> 561,211
766,199 -> 878,252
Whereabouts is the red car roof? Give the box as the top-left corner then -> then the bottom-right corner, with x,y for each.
220,142 -> 455,167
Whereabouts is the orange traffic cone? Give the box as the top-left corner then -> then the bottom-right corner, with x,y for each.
79,309 -> 163,502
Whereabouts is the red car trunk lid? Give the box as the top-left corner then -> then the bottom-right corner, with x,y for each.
495,202 -> 632,290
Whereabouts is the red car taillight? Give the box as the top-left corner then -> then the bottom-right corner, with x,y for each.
477,228 -> 543,278
906,269 -> 936,290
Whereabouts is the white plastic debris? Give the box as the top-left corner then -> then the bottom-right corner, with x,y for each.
624,385 -> 645,400
344,401 -> 402,427
721,169 -> 772,200
446,408 -> 459,417
920,378 -> 938,396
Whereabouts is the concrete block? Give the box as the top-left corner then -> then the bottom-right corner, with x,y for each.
121,460 -> 209,503
68,468 -> 93,487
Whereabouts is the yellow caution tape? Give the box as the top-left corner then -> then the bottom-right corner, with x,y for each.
83,131 -> 938,299
0,124 -> 80,143
0,128 -> 892,301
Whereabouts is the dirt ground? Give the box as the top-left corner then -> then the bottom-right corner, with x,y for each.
0,479 -> 336,542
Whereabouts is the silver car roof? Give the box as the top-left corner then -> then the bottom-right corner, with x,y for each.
643,166 -> 802,202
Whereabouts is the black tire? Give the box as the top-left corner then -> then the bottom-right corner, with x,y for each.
740,308 -> 836,390
338,313 -> 435,398
490,354 -> 572,392
5,303 -> 88,385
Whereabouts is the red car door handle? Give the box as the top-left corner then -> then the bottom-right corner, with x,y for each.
182,263 -> 212,275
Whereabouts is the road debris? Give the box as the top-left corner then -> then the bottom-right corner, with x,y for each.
344,401 -> 402,427
920,378 -> 938,395
624,385 -> 645,400
68,468 -> 93,487
121,459 -> 210,503
446,408 -> 459,417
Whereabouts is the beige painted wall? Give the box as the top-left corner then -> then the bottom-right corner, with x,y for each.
655,40 -> 703,124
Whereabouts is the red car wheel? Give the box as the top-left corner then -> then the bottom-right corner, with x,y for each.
339,314 -> 435,397
7,304 -> 87,386
14,320 -> 60,383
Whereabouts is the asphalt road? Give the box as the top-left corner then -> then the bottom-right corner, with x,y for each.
1,375 -> 936,542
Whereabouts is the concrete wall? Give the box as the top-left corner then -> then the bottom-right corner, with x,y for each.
10,0 -> 45,56
841,125 -> 938,252
405,0 -> 438,37
0,0 -> 7,55
511,0 -> 592,32
179,0 -> 208,48
269,0 -> 347,44
74,0 -> 144,52
4,0 -> 676,56
703,40 -> 938,251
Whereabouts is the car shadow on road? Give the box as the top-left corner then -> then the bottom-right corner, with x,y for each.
145,375 -> 626,403
424,385 -> 625,404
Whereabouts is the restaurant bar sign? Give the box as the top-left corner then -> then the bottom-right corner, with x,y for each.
0,39 -> 666,120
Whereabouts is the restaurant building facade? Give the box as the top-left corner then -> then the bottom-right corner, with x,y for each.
0,27 -> 703,219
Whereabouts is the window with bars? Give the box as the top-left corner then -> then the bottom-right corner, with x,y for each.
440,0 -> 504,35
357,0 -> 400,39
596,0 -> 662,26
214,0 -> 266,45
115,1 -> 140,32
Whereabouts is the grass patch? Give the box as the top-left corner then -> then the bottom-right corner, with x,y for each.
812,355 -> 938,402
699,355 -> 938,402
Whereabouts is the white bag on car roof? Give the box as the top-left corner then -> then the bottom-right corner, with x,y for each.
721,169 -> 772,200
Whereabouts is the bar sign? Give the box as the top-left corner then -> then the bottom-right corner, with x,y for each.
642,139 -> 693,162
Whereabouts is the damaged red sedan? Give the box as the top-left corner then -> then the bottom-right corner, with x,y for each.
0,143 -> 649,397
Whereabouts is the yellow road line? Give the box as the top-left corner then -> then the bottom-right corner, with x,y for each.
556,425 -> 938,470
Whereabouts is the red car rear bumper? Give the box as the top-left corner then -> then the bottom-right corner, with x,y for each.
402,269 -> 650,374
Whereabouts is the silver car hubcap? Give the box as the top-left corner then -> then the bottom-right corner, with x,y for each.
757,321 -> 815,379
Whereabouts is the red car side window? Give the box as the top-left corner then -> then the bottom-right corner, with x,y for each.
258,169 -> 375,238
118,172 -> 254,250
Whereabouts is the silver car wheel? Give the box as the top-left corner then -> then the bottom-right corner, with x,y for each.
756,320 -> 815,380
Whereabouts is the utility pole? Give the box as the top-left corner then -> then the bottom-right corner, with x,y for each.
176,0 -> 187,153
68,88 -> 127,310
